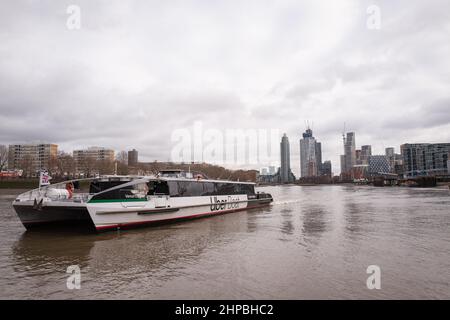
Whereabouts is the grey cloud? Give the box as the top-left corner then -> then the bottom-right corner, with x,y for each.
1,0 -> 449,172
382,98 -> 450,131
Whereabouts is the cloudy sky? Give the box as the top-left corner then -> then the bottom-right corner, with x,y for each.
1,0 -> 449,175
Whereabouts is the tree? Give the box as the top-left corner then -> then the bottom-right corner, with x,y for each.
48,155 -> 59,176
116,151 -> 128,164
0,145 -> 8,171
19,154 -> 34,178
98,160 -> 114,175
76,155 -> 99,177
115,151 -> 129,175
55,151 -> 75,178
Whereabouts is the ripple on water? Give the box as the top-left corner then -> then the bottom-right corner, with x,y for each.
0,185 -> 449,299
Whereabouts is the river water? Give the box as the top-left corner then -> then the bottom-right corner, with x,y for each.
0,185 -> 449,299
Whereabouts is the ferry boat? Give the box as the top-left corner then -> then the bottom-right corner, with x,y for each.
12,170 -> 273,232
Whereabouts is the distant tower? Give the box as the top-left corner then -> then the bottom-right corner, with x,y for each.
361,145 -> 372,164
344,132 -> 356,173
315,141 -> 322,175
280,134 -> 291,183
300,127 -> 322,177
340,155 -> 347,174
128,149 -> 138,166
322,160 -> 332,177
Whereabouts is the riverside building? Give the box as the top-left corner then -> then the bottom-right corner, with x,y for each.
73,147 -> 115,174
401,143 -> 450,177
300,128 -> 323,177
8,143 -> 58,173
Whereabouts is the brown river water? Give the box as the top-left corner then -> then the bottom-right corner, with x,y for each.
0,185 -> 449,299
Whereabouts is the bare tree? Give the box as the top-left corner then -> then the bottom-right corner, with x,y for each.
117,161 -> 129,175
76,155 -> 99,177
0,145 -> 8,171
116,151 -> 128,164
98,160 -> 114,175
48,155 -> 59,176
115,151 -> 129,175
55,151 -> 75,178
19,154 -> 34,178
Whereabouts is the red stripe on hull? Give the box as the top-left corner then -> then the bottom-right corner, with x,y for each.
95,203 -> 271,232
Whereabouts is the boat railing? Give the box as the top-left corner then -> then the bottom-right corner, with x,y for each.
14,177 -> 99,203
15,188 -> 91,203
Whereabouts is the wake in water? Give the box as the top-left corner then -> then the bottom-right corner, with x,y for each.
272,199 -> 303,206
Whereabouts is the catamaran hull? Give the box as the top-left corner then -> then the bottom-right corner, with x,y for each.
13,198 -> 272,232
92,198 -> 273,232
13,203 -> 93,229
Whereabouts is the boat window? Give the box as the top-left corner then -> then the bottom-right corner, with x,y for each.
89,181 -> 126,194
176,181 -> 203,197
215,183 -> 235,195
202,182 -> 216,196
155,181 -> 169,195
89,182 -> 148,201
90,186 -> 133,201
164,181 -> 255,197
147,181 -> 169,195
236,184 -> 255,195
188,181 -> 204,197
168,181 -> 180,197
178,181 -> 188,196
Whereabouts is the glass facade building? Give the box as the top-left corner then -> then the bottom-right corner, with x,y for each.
368,155 -> 392,174
300,128 -> 322,177
401,143 -> 450,177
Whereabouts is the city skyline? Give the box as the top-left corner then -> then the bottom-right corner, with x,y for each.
3,130 -> 448,177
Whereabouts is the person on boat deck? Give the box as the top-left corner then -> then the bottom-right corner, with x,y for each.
65,182 -> 74,199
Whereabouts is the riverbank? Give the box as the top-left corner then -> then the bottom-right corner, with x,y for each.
0,179 -> 38,189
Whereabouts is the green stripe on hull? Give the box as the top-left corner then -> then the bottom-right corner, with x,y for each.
88,198 -> 148,203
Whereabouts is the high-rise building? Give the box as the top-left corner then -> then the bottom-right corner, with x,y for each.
322,160 -> 332,177
300,128 -> 316,177
300,128 -> 323,177
280,133 -> 295,183
360,145 -> 372,164
73,147 -> 115,173
341,132 -> 356,175
345,132 -> 356,171
8,143 -> 58,173
355,149 -> 362,165
128,149 -> 138,166
315,141 -> 322,175
385,147 -> 397,173
401,143 -> 450,177
340,155 -> 346,174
